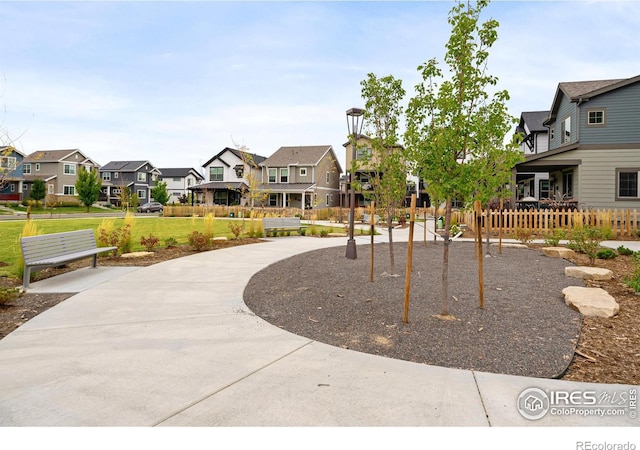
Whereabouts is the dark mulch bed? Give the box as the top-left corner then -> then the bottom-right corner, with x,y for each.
244,241 -> 585,379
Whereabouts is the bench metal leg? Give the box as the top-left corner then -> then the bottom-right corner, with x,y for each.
91,254 -> 98,268
23,267 -> 31,289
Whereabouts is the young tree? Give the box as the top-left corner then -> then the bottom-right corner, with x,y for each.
359,73 -> 407,275
405,0 -> 522,317
75,168 -> 102,211
30,178 -> 46,203
117,183 -> 131,209
151,181 -> 170,205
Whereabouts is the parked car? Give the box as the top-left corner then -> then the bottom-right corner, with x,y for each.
137,202 -> 163,213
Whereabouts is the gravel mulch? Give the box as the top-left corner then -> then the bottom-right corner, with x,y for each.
244,241 -> 584,379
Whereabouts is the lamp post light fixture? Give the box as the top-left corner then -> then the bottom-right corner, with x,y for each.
345,107 -> 365,260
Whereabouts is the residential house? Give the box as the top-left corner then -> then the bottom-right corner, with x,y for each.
0,146 -> 25,202
258,145 -> 343,209
100,160 -> 161,206
22,149 -> 101,203
515,111 -> 551,200
343,135 -> 414,207
158,168 -> 204,204
513,74 -> 640,210
195,147 -> 267,206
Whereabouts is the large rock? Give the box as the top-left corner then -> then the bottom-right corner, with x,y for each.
543,247 -> 575,258
565,266 -> 613,281
562,286 -> 619,318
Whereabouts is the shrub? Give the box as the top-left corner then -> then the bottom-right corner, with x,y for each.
543,228 -> 567,247
97,219 -> 132,256
140,234 -> 160,252
204,213 -> 215,239
568,226 -> 612,264
188,231 -> 210,251
596,248 -> 617,260
319,229 -> 328,237
0,287 -> 24,306
228,222 -> 244,239
165,237 -> 178,248
617,245 -> 634,256
513,228 -> 533,245
308,225 -> 318,236
624,253 -> 640,292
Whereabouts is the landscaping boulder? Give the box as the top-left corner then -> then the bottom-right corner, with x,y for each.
543,247 -> 575,258
562,286 -> 619,318
565,266 -> 613,281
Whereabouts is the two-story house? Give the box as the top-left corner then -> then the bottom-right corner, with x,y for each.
158,168 -> 204,204
22,149 -> 101,203
195,147 -> 267,206
100,160 -> 161,206
258,145 -> 343,209
0,146 -> 25,202
343,135 -> 413,207
515,111 -> 550,200
513,74 -> 640,210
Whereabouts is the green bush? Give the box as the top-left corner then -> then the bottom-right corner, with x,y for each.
0,287 -> 24,306
543,228 -> 567,246
596,248 -> 617,260
617,245 -> 635,256
140,233 -> 160,252
624,253 -> 640,292
165,237 -> 178,247
568,226 -> 612,264
187,231 -> 210,251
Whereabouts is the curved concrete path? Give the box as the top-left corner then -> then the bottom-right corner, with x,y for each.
0,223 -> 638,427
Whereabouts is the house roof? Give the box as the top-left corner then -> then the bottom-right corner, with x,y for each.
261,145 -> 336,168
190,181 -> 247,191
0,146 -> 26,157
158,168 -> 204,180
101,160 -> 159,173
202,148 -> 267,168
256,183 -> 316,192
546,74 -> 640,123
517,111 -> 549,133
24,149 -> 99,166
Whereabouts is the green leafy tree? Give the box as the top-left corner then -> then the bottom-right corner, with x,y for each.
30,178 -> 46,203
405,0 -> 522,317
75,168 -> 102,211
117,183 -> 131,209
359,73 -> 407,275
151,181 -> 170,205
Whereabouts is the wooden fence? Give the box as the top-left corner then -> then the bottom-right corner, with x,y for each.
461,208 -> 640,238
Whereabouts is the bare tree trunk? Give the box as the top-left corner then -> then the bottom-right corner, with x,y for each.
388,225 -> 395,274
441,200 -> 452,316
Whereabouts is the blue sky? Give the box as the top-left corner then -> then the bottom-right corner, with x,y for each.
2,0 -> 640,172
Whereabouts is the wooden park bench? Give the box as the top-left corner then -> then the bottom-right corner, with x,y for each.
262,217 -> 304,237
361,213 -> 381,224
20,229 -> 118,288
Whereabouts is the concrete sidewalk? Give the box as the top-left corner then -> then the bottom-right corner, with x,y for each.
0,224 -> 638,427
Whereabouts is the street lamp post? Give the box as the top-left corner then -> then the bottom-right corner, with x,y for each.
345,107 -> 365,260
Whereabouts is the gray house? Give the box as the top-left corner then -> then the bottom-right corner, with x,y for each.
258,145 -> 343,209
100,160 -> 161,206
513,74 -> 640,209
22,149 -> 101,203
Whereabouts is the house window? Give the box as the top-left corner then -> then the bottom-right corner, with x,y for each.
35,163 -> 40,171
326,172 -> 330,183
618,170 -> 639,199
137,172 -> 146,182
234,165 -> 244,178
63,185 -> 76,195
172,177 -> 181,182
280,168 -> 288,183
356,146 -> 371,160
325,194 -> 330,205
23,163 -> 31,174
300,168 -> 307,177
561,117 -> 571,144
10,183 -> 15,192
63,163 -> 76,175
114,172 -> 118,179
210,167 -> 223,181
550,128 -> 555,141
539,180 -> 551,200
1,156 -> 17,170
214,190 -> 228,204
47,184 -> 54,194
102,172 -> 111,181
587,109 -> 605,126
268,168 -> 277,183
137,190 -> 146,200
187,178 -> 194,186
268,193 -> 278,206
562,171 -> 573,198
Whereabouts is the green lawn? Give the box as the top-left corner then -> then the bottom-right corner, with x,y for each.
0,216 -> 265,279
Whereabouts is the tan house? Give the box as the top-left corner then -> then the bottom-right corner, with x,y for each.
22,149 -> 101,203
258,145 -> 343,208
